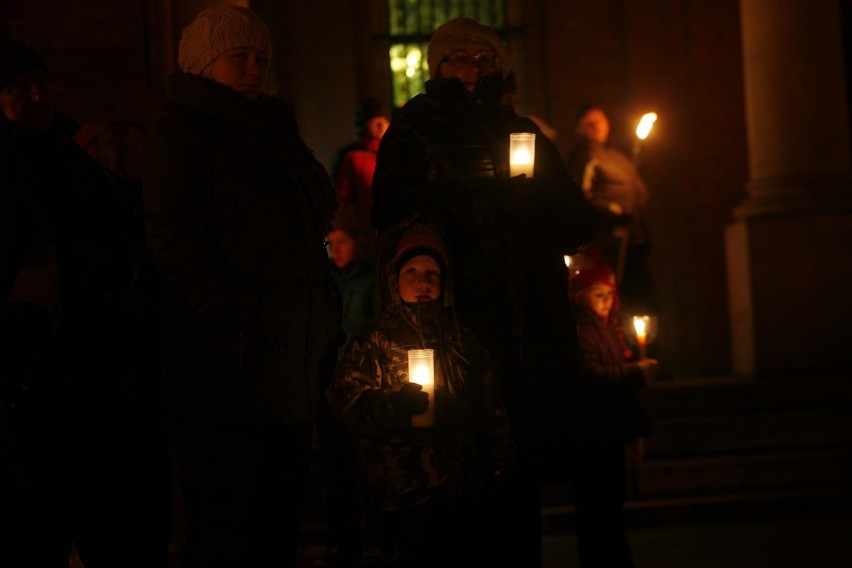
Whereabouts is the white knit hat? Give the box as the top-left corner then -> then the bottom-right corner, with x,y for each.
178,5 -> 271,75
427,17 -> 511,79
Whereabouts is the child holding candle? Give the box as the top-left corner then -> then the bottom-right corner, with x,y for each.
326,220 -> 514,567
568,245 -> 658,567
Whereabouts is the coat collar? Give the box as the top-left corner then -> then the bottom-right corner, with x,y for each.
164,73 -> 298,139
424,75 -> 507,106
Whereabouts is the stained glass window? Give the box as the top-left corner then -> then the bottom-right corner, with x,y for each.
387,0 -> 506,108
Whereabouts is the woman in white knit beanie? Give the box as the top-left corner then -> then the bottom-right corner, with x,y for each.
143,5 -> 340,568
178,4 -> 272,99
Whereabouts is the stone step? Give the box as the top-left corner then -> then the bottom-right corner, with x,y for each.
541,446 -> 852,507
639,374 -> 852,419
645,407 -> 852,457
635,446 -> 852,496
541,484 -> 852,532
541,436 -> 852,532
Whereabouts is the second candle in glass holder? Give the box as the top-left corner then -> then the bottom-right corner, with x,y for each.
509,132 -> 535,178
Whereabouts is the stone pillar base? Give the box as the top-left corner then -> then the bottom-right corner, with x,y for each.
725,212 -> 852,377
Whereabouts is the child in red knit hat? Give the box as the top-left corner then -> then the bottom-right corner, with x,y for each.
568,245 -> 658,567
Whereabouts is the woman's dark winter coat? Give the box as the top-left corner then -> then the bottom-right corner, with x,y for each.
143,73 -> 340,424
371,77 -> 599,479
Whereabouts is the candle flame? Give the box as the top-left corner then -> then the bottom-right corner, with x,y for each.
412,364 -> 432,386
564,255 -> 572,269
633,316 -> 648,338
636,113 -> 657,140
512,148 -> 532,164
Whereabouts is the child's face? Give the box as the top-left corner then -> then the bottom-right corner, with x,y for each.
581,284 -> 614,319
398,254 -> 441,303
366,115 -> 389,140
327,229 -> 360,270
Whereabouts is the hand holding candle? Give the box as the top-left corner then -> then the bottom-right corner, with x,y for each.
407,349 -> 435,427
509,133 -> 535,178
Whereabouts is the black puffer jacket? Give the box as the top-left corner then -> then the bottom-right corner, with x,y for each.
372,77 -> 599,465
143,73 -> 340,423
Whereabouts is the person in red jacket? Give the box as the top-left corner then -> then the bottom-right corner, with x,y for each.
568,245 -> 658,567
331,98 -> 390,218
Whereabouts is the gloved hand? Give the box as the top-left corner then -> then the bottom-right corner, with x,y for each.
504,174 -> 538,194
388,382 -> 429,422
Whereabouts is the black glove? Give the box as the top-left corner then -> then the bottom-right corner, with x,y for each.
388,382 -> 429,422
504,174 -> 538,193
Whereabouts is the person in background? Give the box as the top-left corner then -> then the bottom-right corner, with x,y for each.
326,220 -> 514,568
327,204 -> 381,361
568,245 -> 657,567
0,40 -> 171,567
331,98 -> 390,218
75,120 -> 147,189
500,71 -> 557,141
566,105 -> 657,314
370,17 -> 599,567
92,121 -> 148,186
142,6 -> 340,567
317,204 -> 381,567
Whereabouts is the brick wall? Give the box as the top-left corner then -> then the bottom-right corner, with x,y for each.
1,0 -> 165,126
2,0 -> 758,377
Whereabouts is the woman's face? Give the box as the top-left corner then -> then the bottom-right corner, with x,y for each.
207,47 -> 269,100
437,48 -> 500,93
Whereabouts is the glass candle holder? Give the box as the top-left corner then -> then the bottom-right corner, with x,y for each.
509,132 -> 536,177
408,349 -> 435,427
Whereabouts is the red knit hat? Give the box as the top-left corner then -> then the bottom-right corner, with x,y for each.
568,246 -> 619,310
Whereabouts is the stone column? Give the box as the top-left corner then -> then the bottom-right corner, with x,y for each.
726,0 -> 852,376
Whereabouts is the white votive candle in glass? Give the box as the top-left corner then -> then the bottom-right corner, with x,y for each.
509,132 -> 536,178
408,349 -> 435,427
